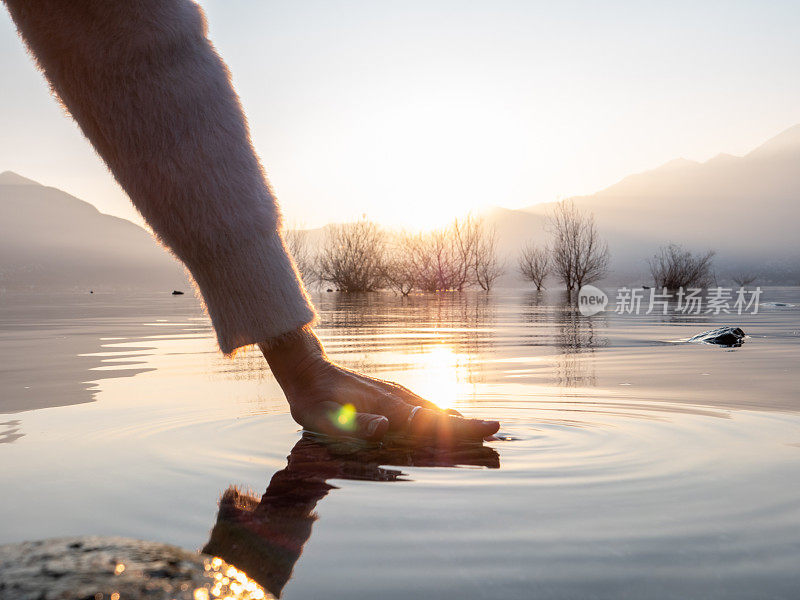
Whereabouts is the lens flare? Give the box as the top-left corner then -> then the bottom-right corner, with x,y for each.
335,403 -> 357,432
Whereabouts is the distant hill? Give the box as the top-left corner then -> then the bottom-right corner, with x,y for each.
518,125 -> 800,284
0,172 -> 188,290
3,124 -> 798,290
480,206 -> 547,264
291,121 -> 800,286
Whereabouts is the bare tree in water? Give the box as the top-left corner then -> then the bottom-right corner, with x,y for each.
519,243 -> 550,290
648,243 -> 715,290
404,216 -> 503,292
379,228 -> 459,293
452,216 -> 479,291
731,271 -> 757,287
549,200 -> 609,291
314,215 -> 503,294
284,226 -> 316,286
386,216 -> 475,293
381,230 -> 418,296
473,224 -> 504,291
315,220 -> 386,292
419,226 -> 464,291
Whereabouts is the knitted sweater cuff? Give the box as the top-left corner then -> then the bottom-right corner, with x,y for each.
186,231 -> 317,355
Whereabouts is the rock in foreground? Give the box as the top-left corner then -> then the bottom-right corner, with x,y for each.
687,326 -> 746,347
0,536 -> 271,600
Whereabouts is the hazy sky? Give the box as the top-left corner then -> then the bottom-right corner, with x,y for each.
2,1 -> 799,228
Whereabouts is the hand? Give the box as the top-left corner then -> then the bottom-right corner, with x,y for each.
260,327 -> 500,442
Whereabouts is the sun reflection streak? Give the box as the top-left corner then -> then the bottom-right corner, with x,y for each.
406,343 -> 473,410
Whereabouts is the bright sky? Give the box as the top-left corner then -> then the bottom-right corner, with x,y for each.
1,1 -> 799,229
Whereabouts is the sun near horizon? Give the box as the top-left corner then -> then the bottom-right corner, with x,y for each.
2,1 -> 800,230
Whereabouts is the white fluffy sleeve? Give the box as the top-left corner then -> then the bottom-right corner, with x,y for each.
3,0 -> 317,354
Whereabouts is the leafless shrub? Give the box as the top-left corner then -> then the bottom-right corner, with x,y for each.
549,200 -> 610,291
315,220 -> 386,292
648,243 -> 715,290
311,215 -> 503,294
412,227 -> 465,291
397,216 -> 502,292
731,271 -> 757,287
519,243 -> 550,290
284,226 -> 316,286
473,223 -> 504,291
451,216 -> 478,291
381,230 -> 418,295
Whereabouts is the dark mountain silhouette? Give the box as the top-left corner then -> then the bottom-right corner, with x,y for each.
0,172 -> 188,290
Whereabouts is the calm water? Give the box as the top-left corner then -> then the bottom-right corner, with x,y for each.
1,288 -> 799,599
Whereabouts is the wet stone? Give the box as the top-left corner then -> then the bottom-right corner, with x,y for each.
687,326 -> 746,347
0,536 -> 272,600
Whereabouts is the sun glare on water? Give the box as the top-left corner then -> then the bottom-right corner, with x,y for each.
196,557 -> 272,600
405,343 -> 473,411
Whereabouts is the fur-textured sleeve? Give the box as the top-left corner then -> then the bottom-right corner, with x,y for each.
3,0 -> 317,354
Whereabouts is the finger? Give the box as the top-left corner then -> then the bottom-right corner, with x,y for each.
300,401 -> 389,441
353,411 -> 390,441
373,394 -> 417,431
408,408 -> 500,441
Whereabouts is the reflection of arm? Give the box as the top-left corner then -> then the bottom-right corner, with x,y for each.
203,436 -> 499,596
3,0 -> 315,354
202,477 -> 332,598
201,437 -> 404,597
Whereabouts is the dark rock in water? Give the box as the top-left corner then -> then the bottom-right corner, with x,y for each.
687,326 -> 746,347
171,290 -> 184,295
0,536 -> 271,600
326,288 -> 333,292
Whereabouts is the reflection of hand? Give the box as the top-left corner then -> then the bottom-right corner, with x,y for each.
261,327 -> 500,442
203,434 -> 500,597
286,432 -> 502,479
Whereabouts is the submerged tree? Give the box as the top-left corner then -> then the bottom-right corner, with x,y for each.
731,271 -> 757,287
381,216 -> 503,293
451,216 -> 479,291
315,220 -> 386,292
648,243 -> 715,290
381,230 -> 418,296
549,200 -> 609,291
518,243 -> 550,290
309,215 -> 504,294
417,226 -> 464,291
473,222 -> 504,291
284,226 -> 316,286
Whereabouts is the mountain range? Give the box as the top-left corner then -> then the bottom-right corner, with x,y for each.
0,171 -> 187,290
1,124 -> 799,289
488,124 -> 800,284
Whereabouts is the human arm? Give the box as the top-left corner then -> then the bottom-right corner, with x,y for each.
3,0 -> 499,441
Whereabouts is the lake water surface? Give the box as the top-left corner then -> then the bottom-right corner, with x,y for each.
1,288 -> 799,599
